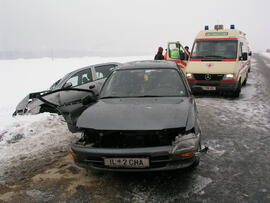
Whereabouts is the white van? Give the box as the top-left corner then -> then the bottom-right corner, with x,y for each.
185,25 -> 251,97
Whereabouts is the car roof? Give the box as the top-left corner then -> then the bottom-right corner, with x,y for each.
54,62 -> 121,89
68,62 -> 121,76
117,60 -> 178,70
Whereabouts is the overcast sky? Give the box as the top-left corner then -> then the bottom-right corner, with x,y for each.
0,0 -> 269,56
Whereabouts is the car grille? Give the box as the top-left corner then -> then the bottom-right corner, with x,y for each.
193,74 -> 224,81
81,128 -> 185,148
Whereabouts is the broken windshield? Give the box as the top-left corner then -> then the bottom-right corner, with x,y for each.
100,68 -> 187,98
191,40 -> 238,59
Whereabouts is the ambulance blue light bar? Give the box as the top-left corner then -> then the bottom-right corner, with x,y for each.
204,25 -> 209,30
230,24 -> 235,29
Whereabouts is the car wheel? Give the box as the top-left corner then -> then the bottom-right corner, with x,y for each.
232,79 -> 241,98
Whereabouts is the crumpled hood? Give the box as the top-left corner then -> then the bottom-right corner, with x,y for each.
77,97 -> 192,130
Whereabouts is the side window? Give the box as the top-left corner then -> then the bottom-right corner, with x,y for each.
169,43 -> 180,59
179,45 -> 187,60
239,42 -> 243,57
64,69 -> 92,88
94,65 -> 116,80
66,76 -> 79,87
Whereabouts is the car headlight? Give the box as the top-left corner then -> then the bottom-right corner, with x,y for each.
171,132 -> 200,154
186,73 -> 193,79
224,73 -> 234,80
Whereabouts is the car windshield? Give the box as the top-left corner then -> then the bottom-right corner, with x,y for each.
100,68 -> 187,98
49,79 -> 61,90
191,40 -> 238,59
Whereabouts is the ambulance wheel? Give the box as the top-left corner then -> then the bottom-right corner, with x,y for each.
242,74 -> 248,86
233,80 -> 241,98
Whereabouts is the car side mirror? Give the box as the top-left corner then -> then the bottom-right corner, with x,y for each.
242,52 -> 248,61
248,51 -> 252,56
81,94 -> 97,105
63,82 -> 72,89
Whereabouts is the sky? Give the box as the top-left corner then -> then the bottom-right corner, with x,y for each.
0,0 -> 269,57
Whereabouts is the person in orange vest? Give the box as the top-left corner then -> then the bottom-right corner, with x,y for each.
164,49 -> 167,60
154,47 -> 164,60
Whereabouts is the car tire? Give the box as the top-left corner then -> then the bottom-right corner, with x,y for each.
232,79 -> 241,98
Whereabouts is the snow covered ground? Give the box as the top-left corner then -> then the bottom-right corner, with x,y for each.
261,52 -> 270,68
0,55 -> 152,181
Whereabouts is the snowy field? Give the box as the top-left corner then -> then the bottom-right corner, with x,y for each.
0,55 -> 152,181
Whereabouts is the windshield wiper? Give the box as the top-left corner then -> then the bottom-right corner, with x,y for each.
203,55 -> 224,58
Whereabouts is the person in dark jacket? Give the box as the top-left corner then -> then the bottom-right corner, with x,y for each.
154,47 -> 164,60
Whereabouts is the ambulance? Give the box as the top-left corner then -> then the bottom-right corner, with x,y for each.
185,25 -> 252,97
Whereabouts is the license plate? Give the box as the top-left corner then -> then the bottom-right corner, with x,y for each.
201,86 -> 216,90
104,158 -> 149,168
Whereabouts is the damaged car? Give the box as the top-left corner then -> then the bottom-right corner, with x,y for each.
13,62 -> 121,116
39,60 -> 207,171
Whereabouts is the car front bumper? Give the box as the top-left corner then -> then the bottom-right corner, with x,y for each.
188,80 -> 238,92
70,144 -> 199,171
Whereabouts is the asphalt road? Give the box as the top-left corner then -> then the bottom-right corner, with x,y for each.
1,53 -> 270,203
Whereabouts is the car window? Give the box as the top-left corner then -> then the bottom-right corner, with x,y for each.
64,69 -> 92,88
94,65 -> 117,80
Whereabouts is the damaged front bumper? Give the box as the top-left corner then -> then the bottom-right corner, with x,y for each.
70,136 -> 208,171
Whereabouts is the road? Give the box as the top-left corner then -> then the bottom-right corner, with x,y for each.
1,53 -> 270,203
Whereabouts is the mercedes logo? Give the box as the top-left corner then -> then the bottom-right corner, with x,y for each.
205,74 -> 211,80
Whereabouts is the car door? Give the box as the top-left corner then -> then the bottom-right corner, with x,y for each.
39,68 -> 97,132
38,64 -> 119,132
168,42 -> 188,69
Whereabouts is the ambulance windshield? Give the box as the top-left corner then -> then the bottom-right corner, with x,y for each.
191,40 -> 238,59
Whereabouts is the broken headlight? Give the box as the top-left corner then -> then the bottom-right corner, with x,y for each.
171,129 -> 200,154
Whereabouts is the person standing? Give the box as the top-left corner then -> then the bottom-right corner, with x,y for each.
184,46 -> 191,60
185,46 -> 191,55
154,47 -> 164,60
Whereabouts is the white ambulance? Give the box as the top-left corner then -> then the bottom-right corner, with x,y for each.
186,25 -> 252,97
